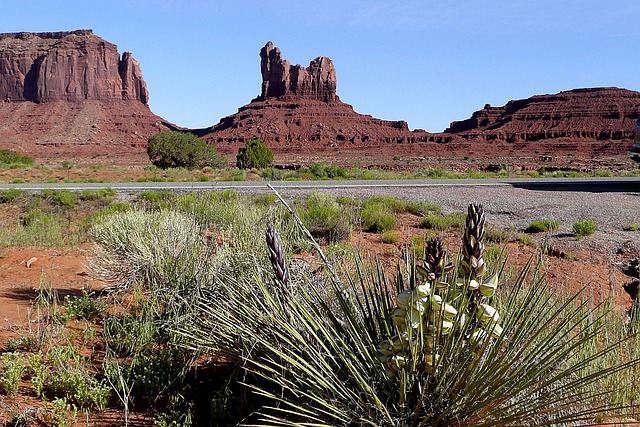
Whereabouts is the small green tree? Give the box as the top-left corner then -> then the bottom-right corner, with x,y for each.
236,139 -> 274,169
147,131 -> 227,169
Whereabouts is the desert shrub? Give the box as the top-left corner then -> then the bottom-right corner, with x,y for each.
147,131 -> 227,169
361,202 -> 395,232
90,209 -> 209,294
527,218 -> 560,233
236,138 -> 274,169
78,188 -> 116,202
47,366 -> 110,410
251,193 -> 278,207
299,162 -> 348,179
137,190 -> 177,210
41,189 -> 77,207
623,223 -> 639,232
0,352 -> 25,395
0,149 -> 34,167
420,212 -> 466,230
180,202 -> 639,426
573,219 -> 597,238
379,230 -> 399,244
2,209 -> 71,246
360,196 -> 407,233
0,188 -> 23,203
63,288 -> 106,321
124,347 -> 192,407
300,192 -> 351,242
86,202 -> 131,226
259,166 -> 285,180
40,398 -> 78,427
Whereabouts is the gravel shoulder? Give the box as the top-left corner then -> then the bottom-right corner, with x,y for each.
275,182 -> 640,257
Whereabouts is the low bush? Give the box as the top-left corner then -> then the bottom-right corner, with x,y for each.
0,352 -> 25,395
420,212 -> 466,230
0,188 -> 23,203
361,202 -> 395,232
147,131 -> 227,170
379,230 -> 399,244
527,218 -> 560,233
41,189 -> 77,207
236,139 -> 274,169
573,219 -> 597,238
63,288 -> 106,321
300,192 -> 352,242
361,196 -> 439,233
0,149 -> 34,167
299,162 -> 348,179
78,188 -> 116,202
137,190 -> 176,210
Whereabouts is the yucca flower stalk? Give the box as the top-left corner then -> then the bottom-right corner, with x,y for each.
265,225 -> 290,292
460,202 -> 486,279
180,201 -> 640,426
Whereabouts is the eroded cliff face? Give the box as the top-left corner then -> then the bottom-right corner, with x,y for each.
0,30 -> 171,156
0,30 -> 148,104
202,42 -> 419,155
445,88 -> 640,143
259,41 -> 337,102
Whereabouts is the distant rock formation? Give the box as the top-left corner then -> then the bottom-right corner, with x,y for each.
201,42 -> 433,155
258,41 -> 337,102
0,30 -> 148,104
202,44 -> 640,162
445,88 -> 640,143
0,30 -> 171,156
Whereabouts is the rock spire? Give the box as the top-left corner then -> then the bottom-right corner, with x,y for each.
259,41 -> 337,102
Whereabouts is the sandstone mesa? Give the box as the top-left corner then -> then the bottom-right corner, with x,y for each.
0,30 -> 638,163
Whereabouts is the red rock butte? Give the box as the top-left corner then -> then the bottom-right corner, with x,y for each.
201,42 -> 640,163
0,30 -> 172,157
0,33 -> 638,164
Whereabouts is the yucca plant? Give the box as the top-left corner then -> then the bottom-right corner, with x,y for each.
182,202 -> 639,426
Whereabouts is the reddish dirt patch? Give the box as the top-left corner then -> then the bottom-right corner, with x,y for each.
0,246 -> 101,334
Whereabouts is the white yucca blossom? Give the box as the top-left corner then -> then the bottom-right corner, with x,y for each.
478,303 -> 500,324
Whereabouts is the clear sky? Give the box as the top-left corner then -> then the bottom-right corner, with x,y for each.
1,1 -> 638,132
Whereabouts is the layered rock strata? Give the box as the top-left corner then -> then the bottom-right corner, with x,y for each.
202,42 -> 440,154
445,88 -> 640,143
259,41 -> 337,102
0,30 -> 148,103
204,43 -> 640,160
0,30 -> 168,156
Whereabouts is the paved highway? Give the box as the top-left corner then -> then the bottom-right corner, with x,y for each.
0,177 -> 637,193
0,176 -> 636,249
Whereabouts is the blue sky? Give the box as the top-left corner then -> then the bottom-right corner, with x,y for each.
2,1 -> 639,132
